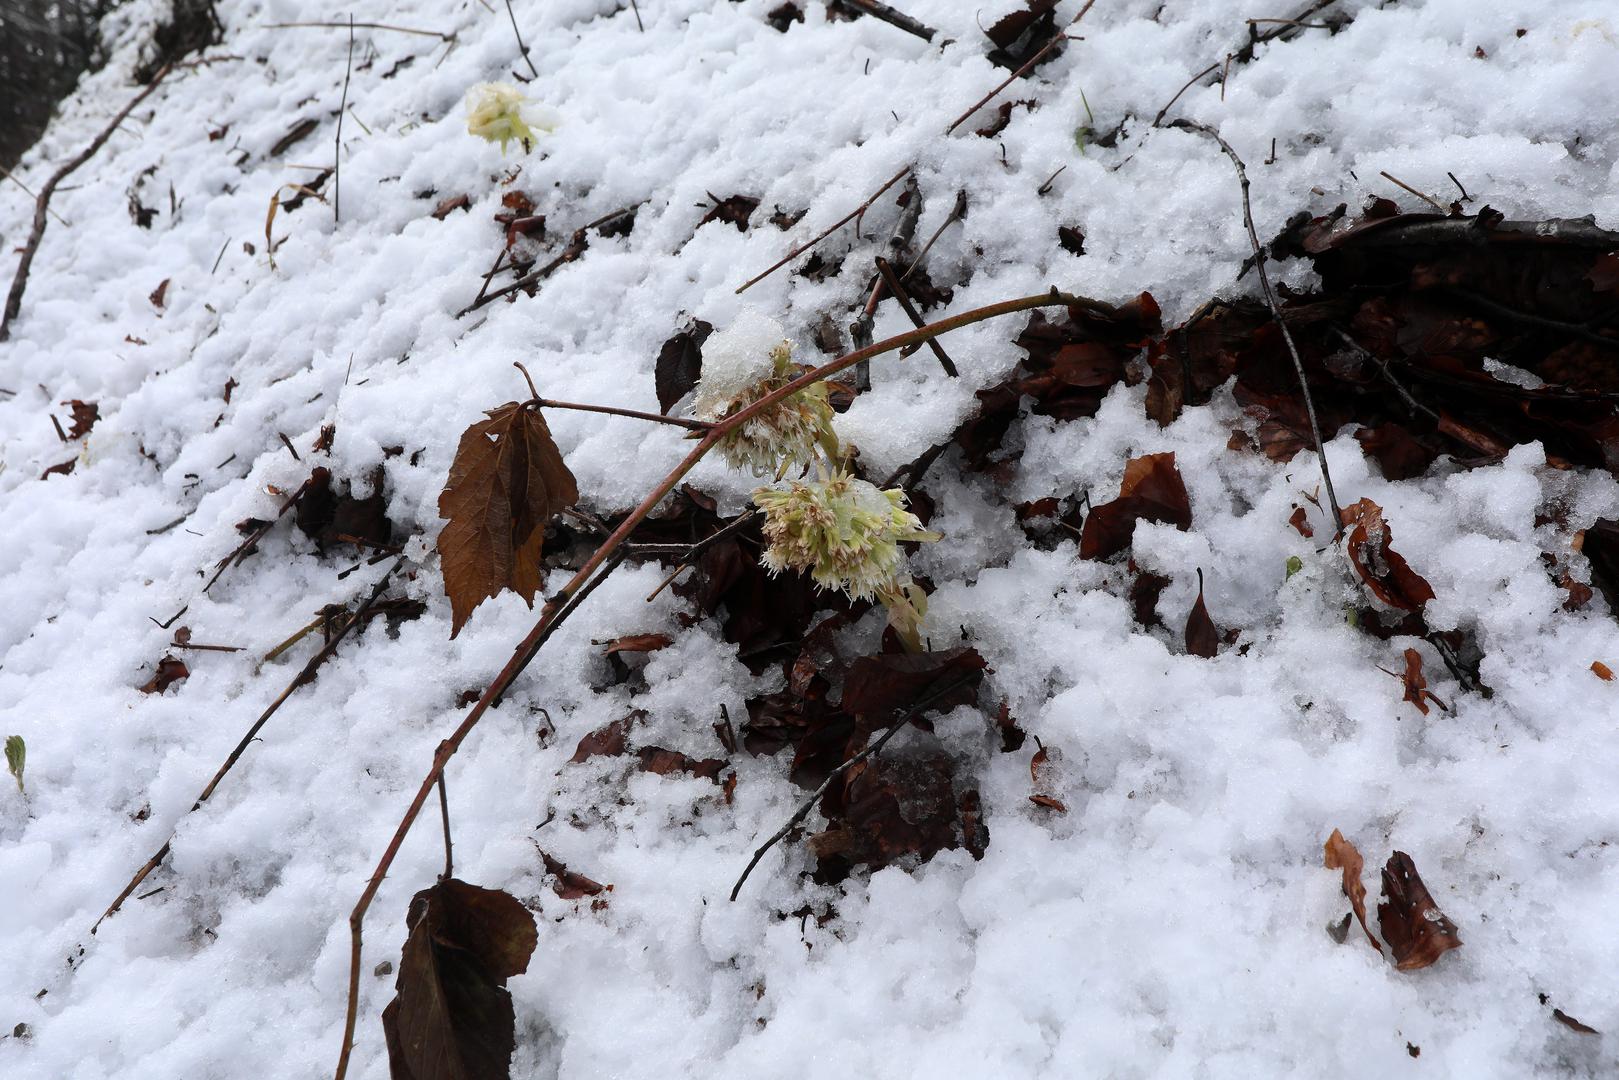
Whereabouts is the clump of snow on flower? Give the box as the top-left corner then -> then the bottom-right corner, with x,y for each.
691,308 -> 792,415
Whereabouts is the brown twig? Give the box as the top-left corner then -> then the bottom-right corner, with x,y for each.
95,559 -> 404,934
735,1 -> 1096,295
1169,120 -> 1343,534
729,673 -> 978,901
833,0 -> 938,42
2,65 -> 173,342
504,0 -> 539,79
640,510 -> 761,602
265,21 -> 453,40
875,256 -> 957,376
331,288 -> 1100,1079
0,162 -> 70,226
1378,170 -> 1446,213
1152,0 -> 1339,127
334,16 -> 354,222
457,206 -> 638,315
534,397 -> 714,431
435,751 -> 453,880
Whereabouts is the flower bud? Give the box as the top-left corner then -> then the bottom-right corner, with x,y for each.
464,82 -> 554,153
693,311 -> 837,477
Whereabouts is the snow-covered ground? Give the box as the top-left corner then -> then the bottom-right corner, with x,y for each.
4,0 -> 1619,1076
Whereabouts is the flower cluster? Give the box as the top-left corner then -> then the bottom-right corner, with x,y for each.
753,470 -> 939,603
464,82 -> 553,153
691,312 -> 836,477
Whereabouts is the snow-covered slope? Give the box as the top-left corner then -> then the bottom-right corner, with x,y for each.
4,1 -> 1619,1076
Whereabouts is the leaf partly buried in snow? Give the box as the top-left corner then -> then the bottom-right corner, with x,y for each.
381,878 -> 538,1080
654,319 -> 712,415
1323,828 -> 1381,954
1184,569 -> 1219,659
1339,499 -> 1435,613
438,402 -> 579,637
1377,851 -> 1462,971
1080,451 -> 1193,561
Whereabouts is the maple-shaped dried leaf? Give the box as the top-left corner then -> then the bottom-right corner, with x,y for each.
569,711 -> 641,763
1184,569 -> 1218,658
537,850 -> 611,900
697,193 -> 759,232
1339,499 -> 1436,613
654,319 -> 712,415
1323,829 -> 1381,954
139,655 -> 190,694
63,400 -> 99,439
1377,851 -> 1462,971
438,402 -> 579,637
381,878 -> 538,1080
1080,452 -> 1193,561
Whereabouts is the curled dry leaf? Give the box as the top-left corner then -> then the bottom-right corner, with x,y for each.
569,711 -> 641,763
1378,851 -> 1462,971
601,633 -> 673,656
381,878 -> 538,1080
139,655 -> 190,695
1339,499 -> 1436,613
438,402 -> 579,637
63,400 -> 99,439
1393,648 -> 1448,714
1323,828 -> 1381,953
537,850 -> 611,900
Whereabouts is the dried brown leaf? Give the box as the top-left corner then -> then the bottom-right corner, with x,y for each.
1323,828 -> 1381,953
438,402 -> 579,637
1184,569 -> 1218,659
1378,851 -> 1462,971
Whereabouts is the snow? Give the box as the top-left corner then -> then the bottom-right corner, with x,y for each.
3,0 -> 1619,1077
692,308 -> 791,417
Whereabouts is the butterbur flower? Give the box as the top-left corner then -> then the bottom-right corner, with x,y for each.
692,310 -> 837,476
464,82 -> 553,153
753,470 -> 939,602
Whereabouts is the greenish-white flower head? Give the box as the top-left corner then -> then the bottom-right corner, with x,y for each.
464,82 -> 553,153
753,471 -> 938,601
693,310 -> 837,476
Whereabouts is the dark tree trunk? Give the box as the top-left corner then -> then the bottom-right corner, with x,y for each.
0,1 -> 106,170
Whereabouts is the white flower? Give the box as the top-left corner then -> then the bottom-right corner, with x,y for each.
464,82 -> 553,153
693,311 -> 837,476
753,470 -> 938,601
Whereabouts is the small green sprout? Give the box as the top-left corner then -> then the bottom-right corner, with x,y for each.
1073,88 -> 1096,155
5,735 -> 23,793
1285,555 -> 1304,580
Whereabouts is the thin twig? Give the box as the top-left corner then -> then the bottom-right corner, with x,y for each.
203,476 -> 314,593
504,0 -> 539,79
833,0 -> 938,42
1378,170 -> 1446,214
2,65 -> 172,342
534,397 -> 714,431
1332,328 -> 1438,420
876,256 -> 958,376
729,674 -> 978,901
435,752 -> 453,880
95,560 -> 404,933
1152,0 -> 1339,127
736,1 -> 1097,294
641,510 -> 760,602
0,163 -> 70,226
1169,120 -> 1343,534
901,189 -> 968,280
331,288 -> 1099,1079
629,0 -> 644,32
334,16 -> 354,222
264,21 -> 452,40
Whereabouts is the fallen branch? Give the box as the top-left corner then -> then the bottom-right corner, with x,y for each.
875,255 -> 958,376
729,673 -> 978,901
1152,0 -> 1339,127
1169,119 -> 1343,532
1,65 -> 172,342
332,288 -> 1105,1078
833,0 -> 938,43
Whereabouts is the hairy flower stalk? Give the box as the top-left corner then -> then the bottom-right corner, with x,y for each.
754,471 -> 939,647
692,312 -> 837,477
464,82 -> 554,152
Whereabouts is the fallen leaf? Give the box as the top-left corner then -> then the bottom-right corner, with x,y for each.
1340,499 -> 1436,613
138,655 -> 190,695
654,319 -> 713,414
430,194 -> 470,220
380,878 -> 537,1080
537,850 -> 611,900
601,633 -> 673,656
149,279 -> 170,310
697,193 -> 759,232
438,402 -> 579,637
569,711 -> 640,763
1377,851 -> 1462,971
269,116 -> 319,157
63,400 -> 99,439
1184,569 -> 1218,658
839,648 -> 987,720
1289,505 -> 1313,538
1080,452 -> 1193,561
1552,1007 -> 1599,1035
1323,829 -> 1381,953
1028,794 -> 1068,812
296,466 -> 393,551
1392,647 -> 1448,714
636,746 -> 726,783
1593,661 -> 1614,681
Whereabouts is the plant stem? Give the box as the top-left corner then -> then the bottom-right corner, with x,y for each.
534,397 -> 713,431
